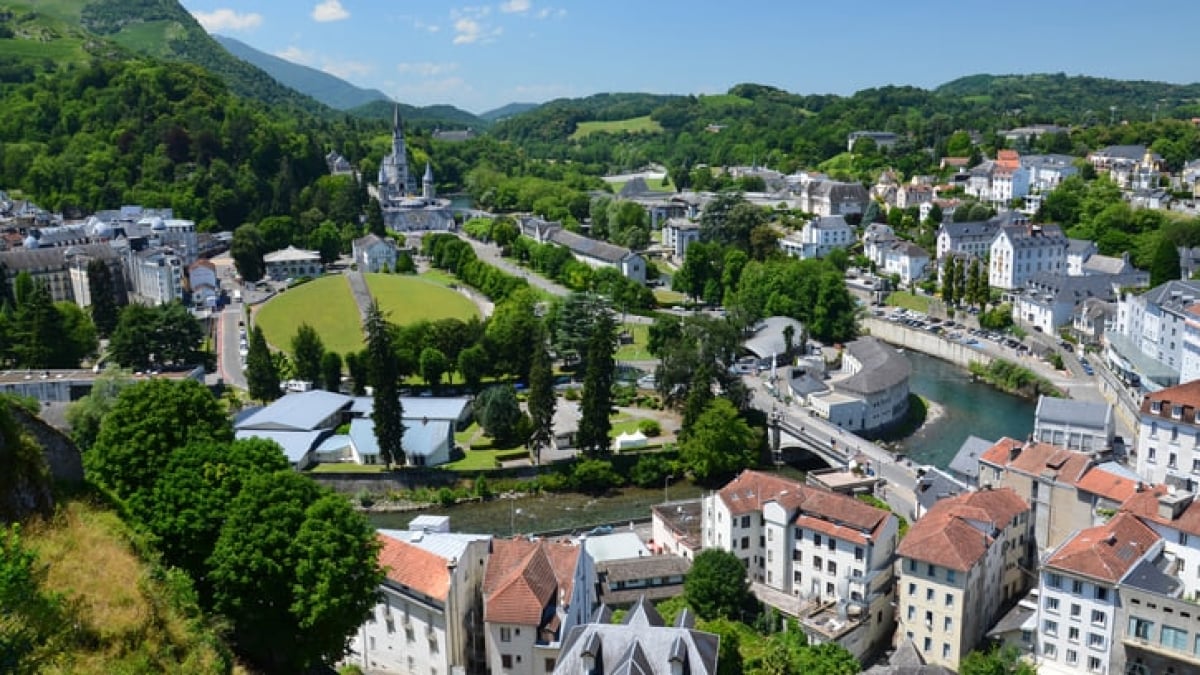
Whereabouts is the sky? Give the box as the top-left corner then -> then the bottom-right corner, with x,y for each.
179,0 -> 1200,115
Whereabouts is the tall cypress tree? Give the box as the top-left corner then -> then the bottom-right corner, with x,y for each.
576,310 -> 616,456
366,302 -> 405,468
526,325 -> 556,465
86,258 -> 120,338
245,325 -> 280,402
12,280 -> 59,369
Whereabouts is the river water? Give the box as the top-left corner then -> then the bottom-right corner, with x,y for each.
897,350 -> 1035,468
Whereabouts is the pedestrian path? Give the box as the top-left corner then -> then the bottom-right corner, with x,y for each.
346,271 -> 373,323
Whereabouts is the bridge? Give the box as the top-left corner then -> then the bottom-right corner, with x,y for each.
769,411 -> 853,469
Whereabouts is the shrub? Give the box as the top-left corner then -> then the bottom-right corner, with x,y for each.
571,458 -> 622,495
638,419 -> 662,437
629,453 -> 672,488
564,387 -> 581,401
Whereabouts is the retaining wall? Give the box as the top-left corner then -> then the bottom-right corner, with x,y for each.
862,317 -> 994,370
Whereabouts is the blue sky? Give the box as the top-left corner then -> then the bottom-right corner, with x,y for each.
180,0 -> 1200,114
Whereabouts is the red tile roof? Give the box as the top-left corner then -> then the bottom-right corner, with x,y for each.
378,533 -> 452,601
718,470 -> 891,538
484,538 -> 581,625
1122,485 -> 1200,537
979,438 -> 1132,500
1141,380 -> 1200,421
1045,512 -> 1160,583
897,488 -> 1030,572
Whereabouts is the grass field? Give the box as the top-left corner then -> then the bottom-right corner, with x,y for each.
570,115 -> 663,140
255,276 -> 364,355
608,177 -> 675,194
255,273 -> 481,357
887,290 -> 932,314
110,20 -> 187,56
615,322 -> 652,361
653,287 -> 687,306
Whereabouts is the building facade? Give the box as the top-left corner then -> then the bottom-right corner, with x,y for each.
989,222 -> 1068,290
1136,381 -> 1200,489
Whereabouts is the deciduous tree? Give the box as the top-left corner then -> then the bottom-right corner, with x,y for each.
419,346 -> 449,389
679,398 -> 758,483
685,549 -> 755,620
65,368 -> 134,452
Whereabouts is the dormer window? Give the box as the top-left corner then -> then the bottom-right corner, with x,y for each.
1152,401 -> 1163,414
1174,405 -> 1184,420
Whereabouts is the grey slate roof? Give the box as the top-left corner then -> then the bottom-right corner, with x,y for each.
1067,238 -> 1097,255
985,600 -> 1036,638
1094,145 -> 1157,162
999,223 -> 1067,249
836,337 -> 911,396
1081,253 -> 1134,276
1035,396 -> 1112,431
1019,272 -> 1121,306
550,228 -> 634,264
0,242 -> 120,272
351,395 -> 471,422
914,468 -> 970,513
1123,555 -> 1183,597
1138,279 -> 1200,312
618,178 -> 652,198
936,219 -> 999,242
555,596 -> 719,675
742,316 -> 805,360
808,215 -> 851,231
235,390 -> 352,432
948,435 -> 993,483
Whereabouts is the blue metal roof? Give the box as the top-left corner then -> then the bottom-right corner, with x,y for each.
350,396 -> 470,422
235,429 -> 325,464
349,417 -> 452,459
235,390 -> 351,431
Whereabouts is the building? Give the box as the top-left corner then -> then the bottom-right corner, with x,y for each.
1072,297 -> 1116,347
348,520 -> 492,675
1011,273 -> 1125,334
187,259 -> 219,307
1033,396 -> 1116,455
263,245 -> 322,281
1121,485 -> 1200,600
0,367 -> 204,403
483,537 -> 596,675
896,488 -> 1032,670
1136,380 -> 1200,489
740,316 -> 806,367
848,131 -> 900,152
978,438 -> 1138,552
543,229 -> 646,283
793,179 -> 870,218
990,150 -> 1032,206
702,470 -> 899,660
1066,239 -> 1099,276
650,500 -> 702,560
1035,513 -> 1162,675
779,215 -> 855,260
989,221 -> 1068,290
881,241 -> 930,285
594,555 -> 690,608
935,219 -> 1000,261
807,337 -> 911,434
377,106 -> 455,232
126,247 -> 185,305
1002,125 -> 1070,145
234,389 -> 351,469
1110,279 -> 1200,388
1022,154 -> 1079,193
352,234 -> 400,273
1111,549 -> 1200,675
552,598 -> 719,675
896,184 -> 934,210
0,242 -> 125,305
862,223 -> 897,267
660,218 -> 700,261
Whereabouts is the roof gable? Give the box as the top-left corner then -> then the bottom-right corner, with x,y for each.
1046,512 -> 1160,583
378,533 -> 452,601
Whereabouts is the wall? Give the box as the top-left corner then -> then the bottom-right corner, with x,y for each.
862,318 -> 995,371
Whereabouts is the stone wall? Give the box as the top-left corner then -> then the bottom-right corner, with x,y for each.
861,318 -> 994,370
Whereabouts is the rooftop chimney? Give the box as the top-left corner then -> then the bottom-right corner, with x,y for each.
1158,491 -> 1195,521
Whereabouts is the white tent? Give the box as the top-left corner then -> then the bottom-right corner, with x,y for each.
612,430 -> 648,453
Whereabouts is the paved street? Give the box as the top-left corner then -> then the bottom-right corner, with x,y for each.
216,303 -> 247,390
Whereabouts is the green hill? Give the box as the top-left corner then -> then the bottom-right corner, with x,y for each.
0,0 -> 328,114
213,34 -> 390,110
480,101 -> 540,121
348,98 -> 485,130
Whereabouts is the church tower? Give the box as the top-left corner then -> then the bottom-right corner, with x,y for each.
422,163 -> 434,201
377,104 -> 413,201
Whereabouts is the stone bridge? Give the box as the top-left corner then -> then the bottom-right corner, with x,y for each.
770,413 -> 851,469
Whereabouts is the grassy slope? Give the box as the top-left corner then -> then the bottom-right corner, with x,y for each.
255,274 -> 480,357
0,1 -> 90,64
27,499 -> 237,674
570,115 -> 663,139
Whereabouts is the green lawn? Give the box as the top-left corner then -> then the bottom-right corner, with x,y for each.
615,323 -> 652,361
570,115 -> 663,140
365,274 -> 480,326
887,291 -> 931,314
309,462 -> 386,473
653,288 -> 687,306
255,276 -> 364,356
110,20 -> 187,57
255,273 -> 479,357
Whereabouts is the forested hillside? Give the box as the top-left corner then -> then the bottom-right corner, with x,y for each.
349,98 -> 486,130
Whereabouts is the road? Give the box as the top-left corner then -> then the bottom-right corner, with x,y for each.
217,302 -> 247,390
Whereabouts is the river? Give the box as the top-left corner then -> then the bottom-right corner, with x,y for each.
897,350 -> 1035,468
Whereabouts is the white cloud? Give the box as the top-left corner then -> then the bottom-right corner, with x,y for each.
322,59 -> 373,80
312,0 -> 350,23
192,8 -> 262,32
414,18 -> 440,33
535,6 -> 566,18
500,0 -> 531,13
274,46 -> 314,65
452,17 -> 502,45
396,62 -> 459,77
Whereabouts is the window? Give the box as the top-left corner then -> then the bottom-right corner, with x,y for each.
1149,447 -> 1158,462
1071,604 -> 1081,619
741,516 -> 750,528
1068,626 -> 1080,642
923,637 -> 931,652
908,583 -> 916,596
1047,597 -> 1060,612
927,563 -> 935,577
813,556 -> 822,570
1047,573 -> 1062,589
945,593 -> 953,607
1091,609 -> 1106,626
925,610 -> 933,628
926,587 -> 934,601
1161,625 -> 1188,651
1072,579 -> 1084,594
827,561 -> 836,574
767,529 -> 773,542
1095,587 -> 1108,601
1087,656 -> 1101,672
1066,649 -> 1078,665
944,616 -> 952,632
502,655 -> 513,669
1043,642 -> 1057,659
1088,632 -> 1105,649
741,537 -> 750,549
500,627 -> 512,642
942,643 -> 950,659
814,533 -> 823,546
1044,619 -> 1058,636
1170,453 -> 1178,469
946,570 -> 956,583
545,659 -> 557,672
1130,616 -> 1154,640
825,582 -> 834,596
908,559 -> 916,573
1182,532 -> 1191,546
907,605 -> 915,621
855,546 -> 864,561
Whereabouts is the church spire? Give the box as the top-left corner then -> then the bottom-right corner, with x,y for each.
393,102 -> 400,132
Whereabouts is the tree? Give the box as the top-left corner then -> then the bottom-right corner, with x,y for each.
365,302 -> 404,467
959,644 -> 1037,675
207,471 -> 382,672
0,523 -> 68,673
942,257 -> 958,305
53,302 -> 98,367
108,302 -> 205,371
321,352 -> 343,392
571,458 -> 622,495
345,350 -> 369,395
526,330 -> 556,464
245,325 -> 280,402
476,385 -> 522,444
700,192 -> 765,249
1150,234 -> 1182,287
576,309 -> 616,456
679,399 -> 758,483
793,643 -> 860,675
84,378 -> 233,503
456,344 -> 488,393
231,223 -> 266,282
10,280 -> 61,369
418,346 -> 449,389
291,323 -> 326,388
65,368 -> 134,452
86,259 -> 120,337
685,549 -> 755,620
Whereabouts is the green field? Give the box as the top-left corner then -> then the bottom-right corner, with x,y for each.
615,322 -> 652,361
570,115 -> 663,140
255,273 -> 480,357
110,20 -> 187,56
886,291 -> 932,314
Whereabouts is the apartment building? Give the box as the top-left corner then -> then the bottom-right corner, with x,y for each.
1136,380 -> 1200,489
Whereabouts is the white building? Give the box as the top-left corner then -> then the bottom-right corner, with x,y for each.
348,521 -> 493,675
483,538 -> 597,675
660,218 -> 701,261
1012,273 -> 1124,334
896,488 -> 1032,670
881,241 -> 930,285
352,234 -> 399,273
792,179 -> 869,217
780,215 -> 854,260
263,245 -> 322,281
935,219 -> 1000,261
861,223 -> 896,268
1121,485 -> 1200,600
1111,280 -> 1200,388
1022,154 -> 1080,194
1035,513 -> 1162,675
1033,396 -> 1115,455
187,259 -> 219,307
1135,380 -> 1200,489
127,247 -> 185,305
807,337 -> 911,433
702,470 -> 898,660
989,222 -> 1068,290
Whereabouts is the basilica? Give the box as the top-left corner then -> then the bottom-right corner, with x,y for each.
377,105 -> 454,232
